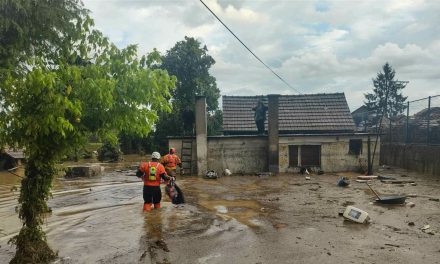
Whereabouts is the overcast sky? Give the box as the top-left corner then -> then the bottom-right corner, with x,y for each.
83,0 -> 440,111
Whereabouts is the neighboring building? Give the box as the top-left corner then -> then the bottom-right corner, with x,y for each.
351,105 -> 369,132
169,94 -> 378,175
0,148 -> 25,170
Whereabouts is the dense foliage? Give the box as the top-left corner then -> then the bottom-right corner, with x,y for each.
141,37 -> 222,154
0,1 -> 175,262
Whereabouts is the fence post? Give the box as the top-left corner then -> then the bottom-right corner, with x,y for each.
406,101 -> 410,143
389,117 -> 392,142
427,96 -> 431,145
367,135 -> 372,175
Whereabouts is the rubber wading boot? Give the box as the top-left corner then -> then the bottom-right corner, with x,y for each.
154,203 -> 161,209
143,203 -> 152,212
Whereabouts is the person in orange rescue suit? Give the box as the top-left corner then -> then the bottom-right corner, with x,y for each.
161,148 -> 183,178
137,152 -> 174,212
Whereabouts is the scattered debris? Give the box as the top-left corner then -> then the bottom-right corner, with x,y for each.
421,225 -> 430,231
305,176 -> 311,180
357,175 -> 378,180
300,167 -> 310,175
366,183 -> 407,204
256,172 -> 273,177
224,169 -> 232,176
337,177 -> 350,187
378,175 -> 396,180
410,183 -> 417,186
205,170 -> 219,179
428,198 -> 440,202
384,243 -> 400,248
408,222 -> 415,226
318,170 -> 324,175
356,179 -> 372,183
421,225 -> 435,235
343,206 -> 370,224
407,194 -> 418,197
407,202 -> 415,208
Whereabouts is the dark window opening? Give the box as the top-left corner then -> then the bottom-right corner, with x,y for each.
289,145 -> 298,167
349,139 -> 362,155
301,145 -> 321,166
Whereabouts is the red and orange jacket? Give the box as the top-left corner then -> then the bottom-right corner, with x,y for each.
137,161 -> 169,187
161,154 -> 182,170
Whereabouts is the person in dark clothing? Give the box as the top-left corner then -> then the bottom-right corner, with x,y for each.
252,99 -> 268,135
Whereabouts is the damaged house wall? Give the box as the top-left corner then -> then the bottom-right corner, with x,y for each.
168,93 -> 380,175
279,135 -> 379,173
169,134 -> 377,175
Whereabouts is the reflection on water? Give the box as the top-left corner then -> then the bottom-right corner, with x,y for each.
0,156 -> 282,262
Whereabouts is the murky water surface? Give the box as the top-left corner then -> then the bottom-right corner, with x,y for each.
1,161 -> 440,264
0,156 -> 280,263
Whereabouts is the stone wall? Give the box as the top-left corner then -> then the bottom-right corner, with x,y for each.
279,135 -> 379,173
380,143 -> 440,176
169,134 -> 378,175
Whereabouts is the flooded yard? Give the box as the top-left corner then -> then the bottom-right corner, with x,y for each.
1,161 -> 440,263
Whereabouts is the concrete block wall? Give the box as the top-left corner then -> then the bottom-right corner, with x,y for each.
380,143 -> 440,176
168,136 -> 268,175
207,136 -> 268,175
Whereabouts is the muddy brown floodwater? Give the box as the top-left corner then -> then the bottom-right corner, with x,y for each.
1,161 -> 440,264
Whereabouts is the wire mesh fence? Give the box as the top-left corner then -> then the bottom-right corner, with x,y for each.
382,95 -> 440,145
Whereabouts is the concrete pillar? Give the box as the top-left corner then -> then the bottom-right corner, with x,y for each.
195,96 -> 208,176
268,94 -> 279,173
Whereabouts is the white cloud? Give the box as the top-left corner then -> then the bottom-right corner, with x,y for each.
83,0 -> 440,111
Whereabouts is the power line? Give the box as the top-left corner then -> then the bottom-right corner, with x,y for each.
199,0 -> 302,94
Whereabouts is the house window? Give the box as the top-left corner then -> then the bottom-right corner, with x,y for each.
289,145 -> 298,167
349,139 -> 362,155
301,145 -> 321,166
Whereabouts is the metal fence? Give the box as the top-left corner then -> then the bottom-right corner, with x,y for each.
382,95 -> 440,145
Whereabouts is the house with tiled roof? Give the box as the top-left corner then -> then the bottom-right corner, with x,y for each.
168,94 -> 378,175
223,93 -> 355,134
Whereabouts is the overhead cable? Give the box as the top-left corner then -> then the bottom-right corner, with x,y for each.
199,0 -> 302,94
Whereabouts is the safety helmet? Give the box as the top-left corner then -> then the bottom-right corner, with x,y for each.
170,148 -> 176,154
151,152 -> 161,160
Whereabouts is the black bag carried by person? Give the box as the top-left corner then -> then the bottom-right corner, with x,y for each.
165,179 -> 185,204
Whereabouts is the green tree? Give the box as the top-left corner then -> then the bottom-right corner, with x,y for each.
144,37 -> 222,153
0,5 -> 175,262
0,0 -> 85,70
364,62 -> 407,120
161,36 -> 220,113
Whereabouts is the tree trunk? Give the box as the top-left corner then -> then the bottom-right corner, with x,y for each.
9,155 -> 57,264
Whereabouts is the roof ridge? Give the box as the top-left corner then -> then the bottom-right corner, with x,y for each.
223,92 -> 345,98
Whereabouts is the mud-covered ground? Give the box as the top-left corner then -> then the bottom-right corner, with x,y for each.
1,164 -> 440,264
